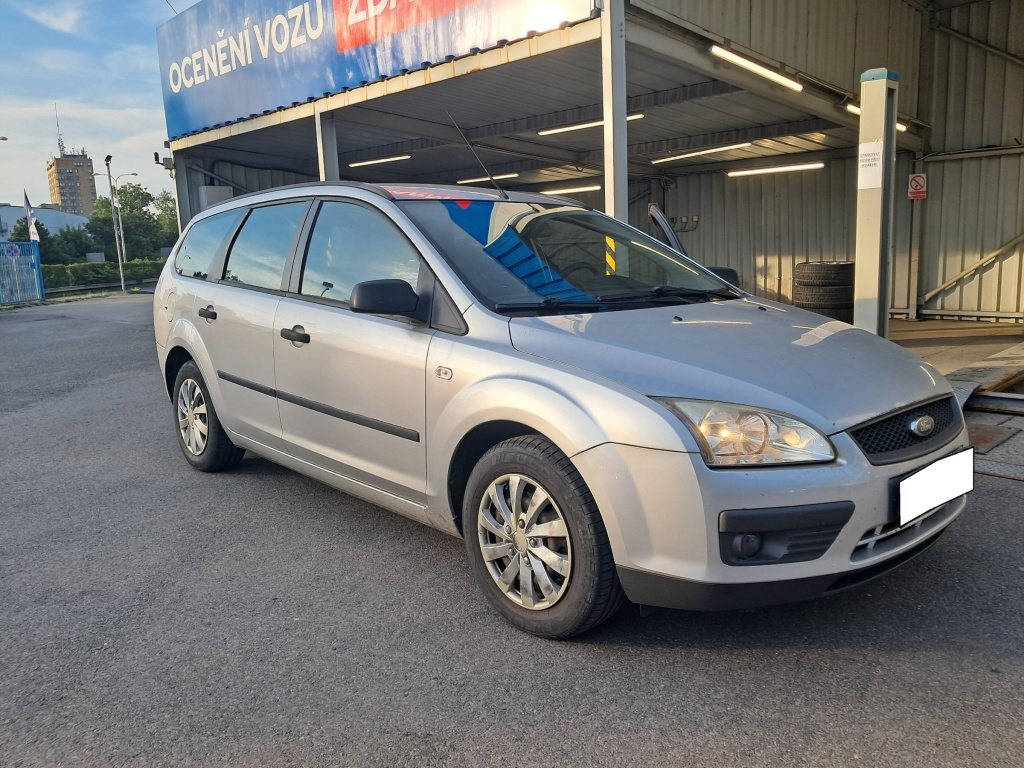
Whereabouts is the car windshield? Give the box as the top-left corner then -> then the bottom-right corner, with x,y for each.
398,200 -> 739,314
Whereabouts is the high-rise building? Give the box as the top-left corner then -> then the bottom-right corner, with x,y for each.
46,149 -> 97,217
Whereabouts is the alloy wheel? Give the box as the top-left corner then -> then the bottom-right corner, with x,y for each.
477,473 -> 573,610
177,378 -> 209,456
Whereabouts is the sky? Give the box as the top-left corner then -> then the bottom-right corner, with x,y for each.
0,0 -> 202,209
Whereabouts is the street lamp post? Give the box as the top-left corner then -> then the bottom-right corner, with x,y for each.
113,172 -> 138,268
103,155 -> 126,293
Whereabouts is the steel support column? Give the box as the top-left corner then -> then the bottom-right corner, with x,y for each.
601,0 -> 628,220
853,69 -> 900,337
172,152 -> 193,232
316,110 -> 341,182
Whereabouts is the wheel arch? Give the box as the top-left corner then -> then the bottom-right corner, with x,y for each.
164,345 -> 195,400
447,420 -> 547,536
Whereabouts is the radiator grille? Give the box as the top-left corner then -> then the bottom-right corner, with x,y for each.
849,397 -> 961,464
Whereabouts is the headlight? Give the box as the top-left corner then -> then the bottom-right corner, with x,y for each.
653,397 -> 835,466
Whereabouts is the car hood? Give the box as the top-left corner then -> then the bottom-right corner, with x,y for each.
508,298 -> 952,434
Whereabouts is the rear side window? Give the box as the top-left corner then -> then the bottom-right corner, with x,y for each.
173,209 -> 244,279
223,202 -> 307,290
300,201 -> 421,303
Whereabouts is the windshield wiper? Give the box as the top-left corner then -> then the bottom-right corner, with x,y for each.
598,286 -> 740,303
493,297 -> 605,314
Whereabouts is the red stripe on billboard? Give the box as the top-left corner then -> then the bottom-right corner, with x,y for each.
334,0 -> 490,53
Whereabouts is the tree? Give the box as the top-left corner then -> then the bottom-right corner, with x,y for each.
51,225 -> 97,264
10,218 -> 57,264
87,182 -> 163,261
153,190 -> 180,247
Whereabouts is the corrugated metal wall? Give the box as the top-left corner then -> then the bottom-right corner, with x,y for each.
633,157 -> 913,309
919,0 -> 1024,318
634,0 -> 921,114
567,162 -> 915,311
183,159 -> 316,215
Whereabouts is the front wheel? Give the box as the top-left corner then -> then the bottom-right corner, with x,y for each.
463,435 -> 624,639
172,361 -> 245,472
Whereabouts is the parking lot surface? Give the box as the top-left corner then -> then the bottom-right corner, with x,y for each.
2,296 -> 1023,767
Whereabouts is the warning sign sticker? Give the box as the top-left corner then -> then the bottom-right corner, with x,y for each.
908,173 -> 927,200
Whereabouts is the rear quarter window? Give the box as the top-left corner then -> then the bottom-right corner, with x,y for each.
173,209 -> 245,280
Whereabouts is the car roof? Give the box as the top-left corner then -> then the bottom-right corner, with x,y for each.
211,181 -> 580,210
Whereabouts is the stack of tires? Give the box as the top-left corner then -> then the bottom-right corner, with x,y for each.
793,261 -> 855,324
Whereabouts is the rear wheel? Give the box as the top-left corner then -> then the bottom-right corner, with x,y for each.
463,435 -> 624,639
172,361 -> 245,472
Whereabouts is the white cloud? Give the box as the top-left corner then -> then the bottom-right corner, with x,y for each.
32,48 -> 91,73
0,99 -> 174,208
19,2 -> 86,34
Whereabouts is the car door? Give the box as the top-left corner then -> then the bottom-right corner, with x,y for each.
273,198 -> 435,504
192,200 -> 311,454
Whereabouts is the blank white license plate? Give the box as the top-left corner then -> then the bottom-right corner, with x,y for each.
899,448 -> 974,526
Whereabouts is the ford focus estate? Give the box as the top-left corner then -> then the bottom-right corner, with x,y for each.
154,182 -> 973,638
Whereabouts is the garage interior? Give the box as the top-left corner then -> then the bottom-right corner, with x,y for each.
168,0 -> 1024,325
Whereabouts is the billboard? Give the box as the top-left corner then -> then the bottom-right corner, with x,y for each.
157,0 -> 597,139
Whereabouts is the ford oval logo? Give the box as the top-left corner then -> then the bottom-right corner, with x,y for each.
909,415 -> 935,436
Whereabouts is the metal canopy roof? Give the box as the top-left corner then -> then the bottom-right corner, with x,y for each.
173,13 -> 906,192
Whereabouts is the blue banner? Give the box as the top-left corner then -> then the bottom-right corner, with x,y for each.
157,0 -> 595,139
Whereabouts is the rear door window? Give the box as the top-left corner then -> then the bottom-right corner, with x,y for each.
223,202 -> 308,290
173,208 -> 244,279
299,201 -> 422,303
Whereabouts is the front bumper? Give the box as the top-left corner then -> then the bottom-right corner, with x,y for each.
617,523 -> 951,610
571,428 -> 971,610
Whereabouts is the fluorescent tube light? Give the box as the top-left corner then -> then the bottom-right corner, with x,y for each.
456,173 -> 520,184
710,46 -> 803,92
348,154 -> 412,168
540,185 -> 602,195
845,103 -> 908,132
727,162 -> 825,177
538,113 -> 645,136
652,142 -> 754,164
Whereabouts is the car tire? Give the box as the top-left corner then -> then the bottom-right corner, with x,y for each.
792,284 -> 854,307
462,435 -> 624,639
801,305 -> 854,324
793,260 -> 855,286
172,361 -> 245,472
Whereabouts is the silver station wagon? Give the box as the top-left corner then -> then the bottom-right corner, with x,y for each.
154,182 -> 974,638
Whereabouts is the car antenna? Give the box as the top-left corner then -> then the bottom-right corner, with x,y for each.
445,110 -> 509,200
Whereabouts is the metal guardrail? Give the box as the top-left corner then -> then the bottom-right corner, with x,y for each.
44,277 -> 159,297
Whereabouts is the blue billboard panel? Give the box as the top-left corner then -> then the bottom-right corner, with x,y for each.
157,0 -> 596,139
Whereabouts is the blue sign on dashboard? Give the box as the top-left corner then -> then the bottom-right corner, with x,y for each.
157,0 -> 596,140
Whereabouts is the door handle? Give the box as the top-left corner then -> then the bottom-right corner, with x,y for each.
280,326 -> 311,344
198,306 -> 217,320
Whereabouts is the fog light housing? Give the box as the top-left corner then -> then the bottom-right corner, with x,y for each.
732,533 -> 762,559
718,502 -> 855,566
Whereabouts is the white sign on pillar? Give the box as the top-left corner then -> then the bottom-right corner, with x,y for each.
853,68 -> 900,338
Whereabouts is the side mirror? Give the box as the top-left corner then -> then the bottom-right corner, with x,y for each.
350,279 -> 421,319
707,266 -> 740,287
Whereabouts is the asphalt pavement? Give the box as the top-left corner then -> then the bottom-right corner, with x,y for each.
2,295 -> 1023,767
